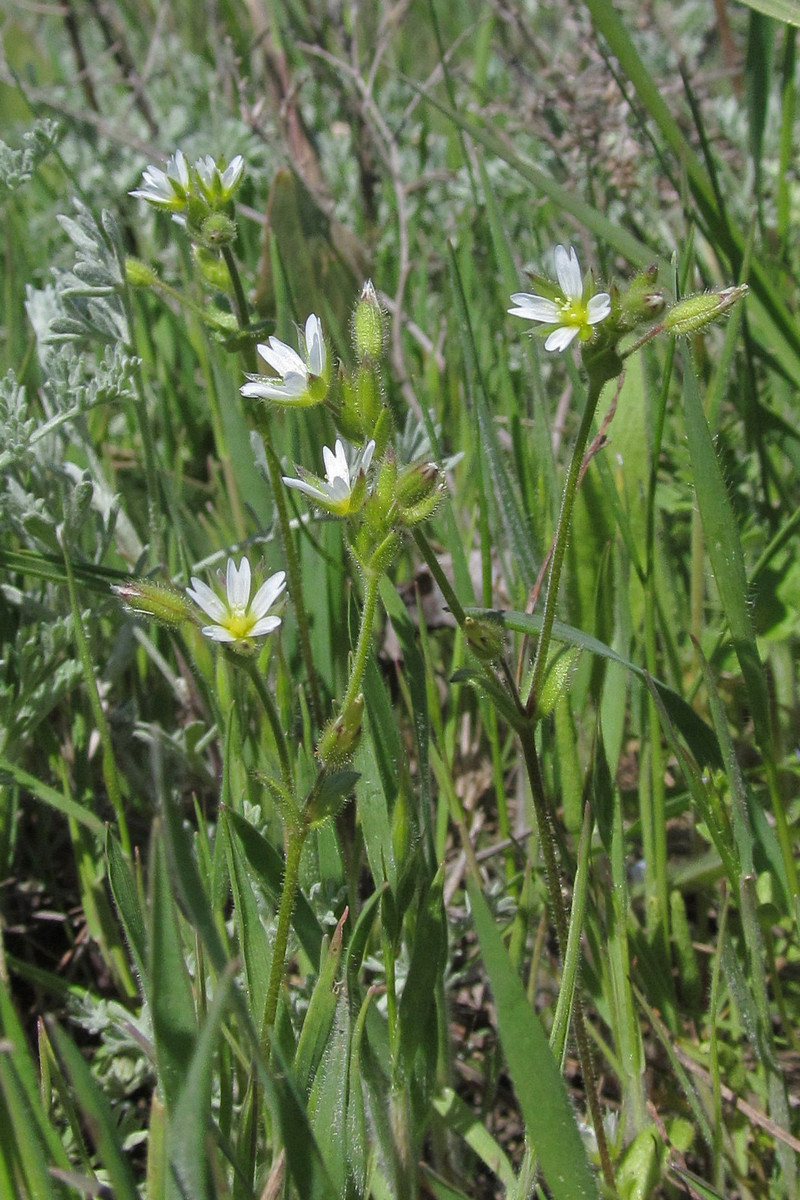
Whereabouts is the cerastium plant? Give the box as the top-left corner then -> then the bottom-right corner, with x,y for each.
2,76 -> 794,1199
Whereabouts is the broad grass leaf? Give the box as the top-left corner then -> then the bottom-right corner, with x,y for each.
106,828 -> 147,987
149,831 -> 197,1112
431,1087 -> 516,1192
168,963 -> 236,1200
680,347 -> 771,751
733,0 -> 800,26
294,910 -> 346,1095
48,1021 -> 139,1200
397,866 -> 447,1081
219,811 -> 272,1017
468,881 -> 599,1200
0,978 -> 73,1198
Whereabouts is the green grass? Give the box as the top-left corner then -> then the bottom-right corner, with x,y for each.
1,2 -> 799,1198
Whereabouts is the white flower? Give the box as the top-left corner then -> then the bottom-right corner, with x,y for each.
283,438 -> 375,516
508,245 -> 611,352
241,314 -> 329,405
130,150 -> 191,210
193,153 -> 245,203
186,556 -> 286,647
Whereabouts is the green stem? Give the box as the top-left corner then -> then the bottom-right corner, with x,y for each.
240,656 -> 293,794
261,826 -> 306,1054
221,244 -> 254,364
524,375 -> 605,715
342,571 -> 381,711
61,534 -> 131,857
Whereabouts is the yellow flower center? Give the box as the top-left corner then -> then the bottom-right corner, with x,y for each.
559,298 -> 589,328
226,609 -> 255,639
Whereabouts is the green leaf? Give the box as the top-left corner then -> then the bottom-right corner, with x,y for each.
447,243 -> 538,587
468,881 -> 599,1200
149,830 -> 197,1112
220,810 -> 272,1017
48,1022 -> 139,1200
397,866 -> 447,1080
106,829 -> 148,988
295,910 -> 347,1094
431,1088 -> 516,1192
168,963 -> 237,1200
680,349 -> 771,751
0,755 -> 105,837
733,0 -> 800,27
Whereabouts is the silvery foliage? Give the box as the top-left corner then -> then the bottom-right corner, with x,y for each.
0,119 -> 60,201
395,409 -> 463,473
1,203 -> 143,756
5,199 -> 142,553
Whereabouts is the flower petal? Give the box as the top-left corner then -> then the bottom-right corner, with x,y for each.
201,625 -> 237,642
249,615 -> 282,637
226,557 -> 251,610
305,314 -> 326,376
250,571 -> 287,618
554,245 -> 582,301
508,295 -> 561,323
544,325 -> 580,352
283,477 -> 327,502
187,578 -> 227,621
257,338 -> 306,378
586,293 -> 611,324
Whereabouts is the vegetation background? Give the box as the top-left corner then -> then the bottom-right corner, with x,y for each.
1,0 -> 800,1197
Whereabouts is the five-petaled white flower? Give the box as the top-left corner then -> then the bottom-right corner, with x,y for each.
283,438 -> 375,516
130,150 -> 191,210
241,315 -> 329,406
186,556 -> 286,647
508,245 -> 611,352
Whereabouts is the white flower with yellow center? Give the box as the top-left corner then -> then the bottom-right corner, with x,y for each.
186,556 -> 286,647
283,438 -> 375,517
130,150 -> 191,211
241,315 -> 329,406
193,154 -> 245,204
508,245 -> 611,352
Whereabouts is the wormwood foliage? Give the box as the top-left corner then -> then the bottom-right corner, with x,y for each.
1,4 -> 800,1200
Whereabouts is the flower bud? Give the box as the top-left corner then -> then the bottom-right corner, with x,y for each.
352,280 -> 385,362
197,212 -> 237,250
125,257 -> 158,288
464,615 -> 505,664
193,246 -> 231,291
663,285 -> 748,336
374,454 -> 398,521
366,531 -> 402,577
536,647 -> 581,719
112,579 -> 194,628
316,695 -> 365,767
619,265 -> 666,326
396,461 -> 441,510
